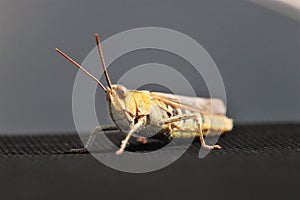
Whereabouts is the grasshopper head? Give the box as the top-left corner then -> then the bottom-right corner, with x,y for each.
106,84 -> 129,103
106,84 -> 135,130
106,84 -> 131,116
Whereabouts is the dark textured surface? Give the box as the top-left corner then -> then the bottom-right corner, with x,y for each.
0,124 -> 300,200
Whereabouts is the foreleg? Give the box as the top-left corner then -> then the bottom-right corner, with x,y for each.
115,120 -> 144,155
70,125 -> 119,153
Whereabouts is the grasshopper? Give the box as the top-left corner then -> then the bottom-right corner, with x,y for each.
56,34 -> 233,155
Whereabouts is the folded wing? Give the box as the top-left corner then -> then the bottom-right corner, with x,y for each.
151,92 -> 226,115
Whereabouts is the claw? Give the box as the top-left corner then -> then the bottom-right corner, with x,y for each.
115,149 -> 124,155
69,148 -> 88,154
202,144 -> 222,150
213,145 -> 222,149
136,137 -> 147,144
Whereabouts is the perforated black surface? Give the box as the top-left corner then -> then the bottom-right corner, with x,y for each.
0,124 -> 300,200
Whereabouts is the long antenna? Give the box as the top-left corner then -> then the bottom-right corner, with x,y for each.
95,33 -> 112,89
55,48 -> 106,91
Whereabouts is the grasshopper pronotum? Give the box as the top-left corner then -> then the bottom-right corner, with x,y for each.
56,34 -> 233,155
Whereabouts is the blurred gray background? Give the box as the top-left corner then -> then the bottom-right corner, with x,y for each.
0,0 -> 299,134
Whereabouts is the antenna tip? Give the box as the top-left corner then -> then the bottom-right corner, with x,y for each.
95,33 -> 100,45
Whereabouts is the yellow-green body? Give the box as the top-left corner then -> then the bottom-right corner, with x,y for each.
107,84 -> 233,140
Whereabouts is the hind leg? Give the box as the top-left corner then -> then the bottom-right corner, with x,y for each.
163,113 -> 221,150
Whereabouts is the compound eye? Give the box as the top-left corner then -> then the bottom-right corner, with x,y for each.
116,86 -> 126,98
